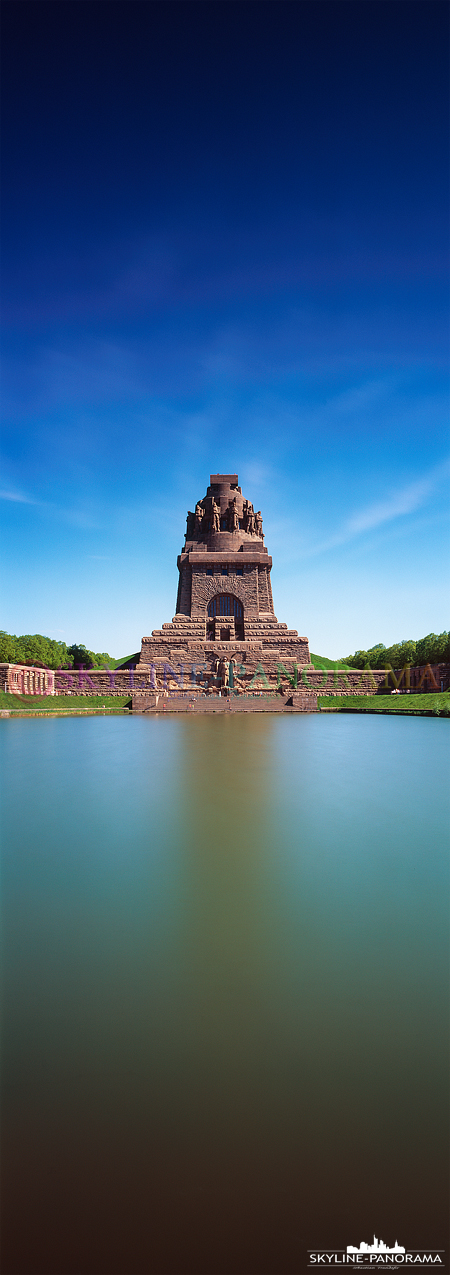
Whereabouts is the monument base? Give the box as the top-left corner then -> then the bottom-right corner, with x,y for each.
131,690 -> 318,713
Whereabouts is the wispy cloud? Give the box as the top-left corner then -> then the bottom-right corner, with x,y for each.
328,378 -> 398,416
345,475 -> 439,536
0,488 -> 41,504
0,486 -> 98,529
240,461 -> 273,490
302,460 -> 450,559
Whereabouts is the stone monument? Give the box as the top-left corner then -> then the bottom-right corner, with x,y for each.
136,474 -> 312,695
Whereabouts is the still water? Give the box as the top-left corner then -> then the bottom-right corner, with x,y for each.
1,714 -> 448,1274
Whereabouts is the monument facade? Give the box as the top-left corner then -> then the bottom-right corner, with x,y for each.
137,473 -> 312,692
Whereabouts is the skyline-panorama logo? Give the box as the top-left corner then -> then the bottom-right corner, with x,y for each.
307,1236 -> 445,1266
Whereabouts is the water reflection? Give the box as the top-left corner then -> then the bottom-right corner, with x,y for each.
1,715 -> 448,1274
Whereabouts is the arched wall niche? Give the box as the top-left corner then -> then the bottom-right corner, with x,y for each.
207,594 -> 243,619
207,593 -> 244,640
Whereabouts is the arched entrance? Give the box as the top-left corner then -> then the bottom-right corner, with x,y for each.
207,594 -> 244,641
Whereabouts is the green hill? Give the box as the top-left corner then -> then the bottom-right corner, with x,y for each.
310,653 -> 352,670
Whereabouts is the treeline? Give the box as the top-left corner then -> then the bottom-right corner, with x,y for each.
341,631 -> 450,670
0,631 -> 114,670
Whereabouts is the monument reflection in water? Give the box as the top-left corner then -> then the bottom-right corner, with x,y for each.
1,712 -> 448,1274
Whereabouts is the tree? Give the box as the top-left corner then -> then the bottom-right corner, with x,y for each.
341,649 -> 370,669
12,633 -> 70,668
91,651 -> 114,668
67,644 -> 95,669
416,632 -> 450,665
0,631 -> 114,669
0,631 -> 15,662
341,630 -> 450,669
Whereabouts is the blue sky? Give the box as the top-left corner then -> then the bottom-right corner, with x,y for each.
1,0 -> 448,658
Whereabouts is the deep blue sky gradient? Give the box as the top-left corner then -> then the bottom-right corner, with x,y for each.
1,0 -> 448,657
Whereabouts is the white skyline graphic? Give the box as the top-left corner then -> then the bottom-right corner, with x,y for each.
347,1236 -> 406,1255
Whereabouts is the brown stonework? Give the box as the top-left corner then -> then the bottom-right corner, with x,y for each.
131,690 -> 318,713
138,472 -> 312,682
45,664 -> 449,700
0,663 -> 55,695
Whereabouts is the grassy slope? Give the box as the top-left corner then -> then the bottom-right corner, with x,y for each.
110,653 -> 140,668
318,692 -> 450,714
0,692 -> 131,711
310,653 -> 352,669
1,691 -> 449,716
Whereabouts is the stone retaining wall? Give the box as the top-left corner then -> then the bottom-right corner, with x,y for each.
47,661 -> 449,698
51,663 -> 387,697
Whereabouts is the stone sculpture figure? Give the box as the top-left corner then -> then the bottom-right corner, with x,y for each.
246,504 -> 255,534
211,498 -> 220,533
218,656 -> 229,688
194,503 -> 204,533
255,510 -> 263,537
229,498 -> 240,532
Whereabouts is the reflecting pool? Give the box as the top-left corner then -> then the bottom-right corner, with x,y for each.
1,714 -> 448,1274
